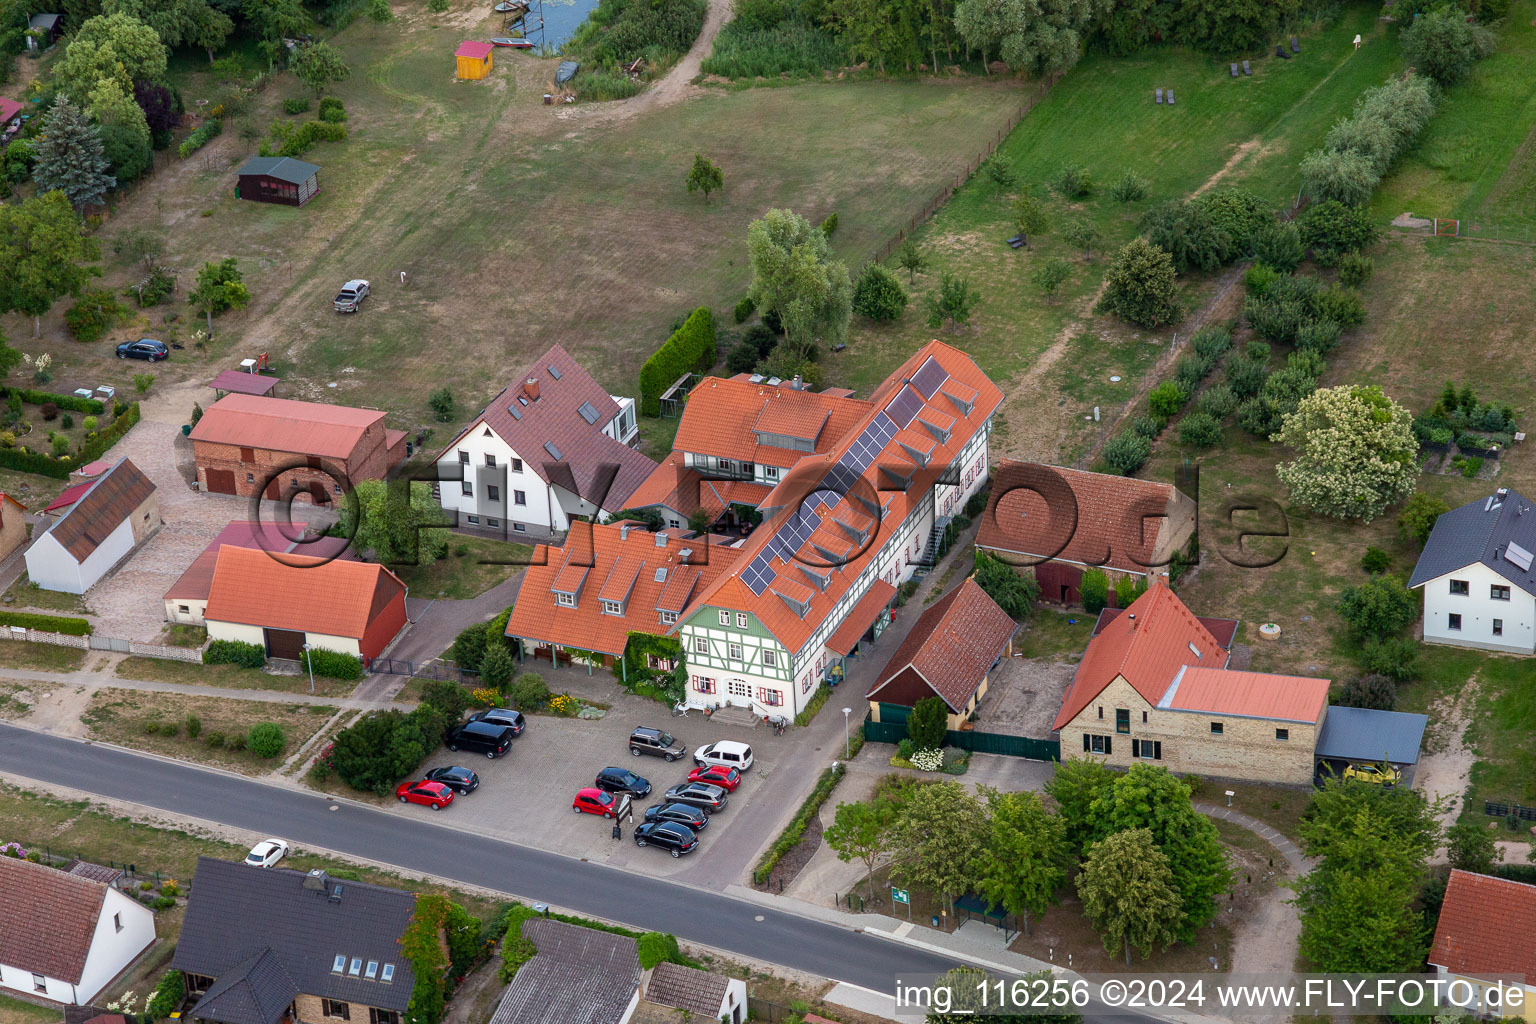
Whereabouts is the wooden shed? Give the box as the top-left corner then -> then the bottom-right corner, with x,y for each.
235,156 -> 321,207
456,40 -> 494,80
26,13 -> 61,49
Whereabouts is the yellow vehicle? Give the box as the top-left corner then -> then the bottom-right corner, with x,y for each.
1342,762 -> 1401,786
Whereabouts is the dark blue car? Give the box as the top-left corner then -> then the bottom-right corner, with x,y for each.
116,338 -> 168,361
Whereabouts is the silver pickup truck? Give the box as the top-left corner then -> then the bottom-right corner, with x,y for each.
334,279 -> 370,313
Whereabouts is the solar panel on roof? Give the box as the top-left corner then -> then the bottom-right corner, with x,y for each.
909,355 -> 950,398
1507,541 -> 1534,572
578,401 -> 599,425
548,365 -> 563,379
545,442 -> 563,460
885,385 -> 925,428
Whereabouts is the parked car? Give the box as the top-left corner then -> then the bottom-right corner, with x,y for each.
444,720 -> 513,759
594,766 -> 651,797
643,802 -> 708,831
395,780 -> 455,810
470,708 -> 525,737
334,279 -> 370,312
244,838 -> 289,868
634,821 -> 699,858
424,766 -> 480,794
687,764 -> 741,791
694,740 -> 754,772
116,338 -> 169,361
572,787 -> 631,819
662,782 -> 728,814
629,726 -> 686,762
1342,762 -> 1400,786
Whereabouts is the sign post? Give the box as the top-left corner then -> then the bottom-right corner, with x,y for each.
892,886 -> 910,921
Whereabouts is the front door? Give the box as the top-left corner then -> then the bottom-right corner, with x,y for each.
725,678 -> 750,707
310,482 -> 329,504
205,469 -> 237,495
265,477 -> 282,501
264,628 -> 305,660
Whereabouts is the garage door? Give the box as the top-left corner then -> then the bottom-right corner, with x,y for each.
264,628 -> 306,660
266,477 -> 282,501
205,469 -> 237,495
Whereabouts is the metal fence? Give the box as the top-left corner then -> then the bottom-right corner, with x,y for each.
1485,800 -> 1536,822
746,997 -> 796,1023
365,657 -> 481,684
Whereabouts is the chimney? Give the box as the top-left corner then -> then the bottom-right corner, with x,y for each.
303,869 -> 330,892
525,378 -> 540,401
1496,488 -> 1509,501
791,374 -> 803,391
619,524 -> 631,541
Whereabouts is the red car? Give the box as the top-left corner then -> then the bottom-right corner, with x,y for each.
572,787 -> 630,819
687,764 -> 742,791
396,780 -> 455,810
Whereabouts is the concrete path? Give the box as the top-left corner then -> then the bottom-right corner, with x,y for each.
1194,802 -> 1312,872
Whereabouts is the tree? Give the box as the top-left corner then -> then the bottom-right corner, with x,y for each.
1077,829 -> 1183,965
1336,574 -> 1419,643
134,81 -> 179,148
54,14 -> 168,101
1191,186 -> 1272,253
972,548 -> 1039,619
1446,818 -> 1502,874
1274,384 -> 1417,522
1010,190 -> 1047,248
1096,237 -> 1178,328
118,226 -> 166,271
0,191 -> 102,338
851,264 -> 907,321
1400,9 -> 1494,86
1300,148 -> 1378,208
974,788 -> 1066,935
894,240 -> 929,285
339,479 -> 449,565
1078,568 -> 1107,613
687,506 -> 714,536
102,0 -> 232,57
1338,673 -> 1396,711
88,78 -> 153,182
1030,258 -> 1070,302
1293,835 -> 1427,973
1086,763 -> 1230,940
480,643 -> 514,690
291,41 -> 351,97
1101,433 -> 1151,475
924,271 -> 980,330
0,332 -> 21,378
450,622 -> 488,672
890,780 -> 988,915
1300,777 -> 1443,868
508,671 -> 548,708
953,0 -> 1108,76
825,798 -> 896,901
187,257 -> 250,334
685,154 -> 722,201
1043,756 -> 1115,856
243,0 -> 308,42
906,695 -> 949,751
1252,221 -> 1303,272
427,387 -> 454,422
32,97 -> 117,213
1397,493 -> 1448,546
365,0 -> 395,22
1062,219 -> 1101,261
1140,199 -> 1233,274
1298,200 -> 1380,264
746,208 -> 852,355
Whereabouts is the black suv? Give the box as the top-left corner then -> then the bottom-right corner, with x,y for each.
643,802 -> 708,831
629,727 -> 686,762
634,821 -> 698,858
444,721 -> 513,758
470,708 -> 526,737
595,766 -> 651,797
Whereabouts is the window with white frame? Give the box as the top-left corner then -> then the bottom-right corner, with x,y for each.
694,636 -> 708,655
758,688 -> 783,707
556,592 -> 575,607
718,610 -> 730,626
692,675 -> 716,694
728,642 -> 743,661
601,600 -> 622,615
736,612 -> 748,628
762,650 -> 777,669
660,611 -> 677,625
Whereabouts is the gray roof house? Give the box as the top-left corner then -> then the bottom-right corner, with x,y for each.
488,919 -> 641,1024
1408,487 -> 1536,655
236,157 -> 321,207
641,962 -> 747,1024
172,859 -> 418,1024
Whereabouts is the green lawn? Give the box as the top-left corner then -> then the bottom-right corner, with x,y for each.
116,656 -> 361,697
2,573 -> 88,614
391,535 -> 532,600
1014,607 -> 1093,662
0,641 -> 86,672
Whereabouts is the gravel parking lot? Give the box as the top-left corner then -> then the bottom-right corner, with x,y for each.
409,697 -> 790,884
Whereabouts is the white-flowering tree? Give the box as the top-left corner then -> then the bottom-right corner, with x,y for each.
1273,383 -> 1416,522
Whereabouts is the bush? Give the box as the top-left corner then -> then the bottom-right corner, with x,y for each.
1191,187 -> 1272,253
1225,356 -> 1269,400
753,762 -> 844,881
819,212 -> 838,236
258,118 -> 347,159
159,721 -> 179,738
1178,412 -> 1223,448
725,340 -> 759,374
637,932 -> 686,970
61,413 -> 73,429
639,307 -> 715,416
247,723 -> 286,759
508,672 -> 549,709
303,647 -> 363,680
282,97 -> 311,114
1148,380 -> 1189,419
144,968 -> 186,1022
64,290 -> 124,342
317,96 -> 347,123
1400,8 -> 1495,87
1174,353 -> 1216,390
133,267 -> 176,307
1141,199 -> 1233,274
851,264 -> 907,321
1337,254 -> 1373,288
39,402 -> 58,421
1080,568 -> 1109,614
1109,170 -> 1149,203
1296,318 -> 1343,354
0,610 -> 92,634
1195,383 -> 1237,419
897,737 -> 914,760
1358,636 -> 1419,682
1359,546 -> 1390,575
1337,575 -> 1419,643
1191,325 -> 1232,362
906,695 -> 949,750
1252,221 -> 1303,272
1397,493 -> 1449,545
184,713 -> 202,739
733,295 -> 755,323
205,639 -> 265,668
205,731 -> 225,748
1131,412 -> 1164,438
1053,163 -> 1092,199
1102,433 -> 1151,476
480,643 -> 514,690
428,387 -> 455,423
178,117 -> 222,158
419,679 -> 472,721
741,321 -> 777,357
1314,285 -> 1366,330
451,622 -> 489,672
1299,200 -> 1381,262
144,720 -> 160,735
1097,237 -> 1179,328
226,732 -> 247,751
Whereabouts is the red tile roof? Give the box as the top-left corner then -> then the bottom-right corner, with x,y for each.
0,856 -> 110,983
688,341 -> 1004,654
191,394 -> 387,460
204,545 -> 405,639
673,378 -> 872,467
44,480 -> 93,514
1158,666 -> 1330,722
867,579 -> 1015,711
625,462 -> 772,521
39,457 -> 156,562
1092,606 -> 1239,650
976,461 -> 1193,575
436,344 -> 655,511
1052,582 -> 1228,731
456,40 -> 494,58
164,521 -> 355,603
1430,870 -> 1536,980
508,523 -> 744,657
826,581 -> 897,656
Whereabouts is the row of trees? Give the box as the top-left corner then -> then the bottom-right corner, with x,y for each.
827,762 -> 1231,963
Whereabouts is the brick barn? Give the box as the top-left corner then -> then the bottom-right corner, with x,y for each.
190,394 -> 407,502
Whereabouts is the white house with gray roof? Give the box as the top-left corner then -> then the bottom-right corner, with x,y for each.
1408,487 -> 1536,655
489,919 -> 641,1024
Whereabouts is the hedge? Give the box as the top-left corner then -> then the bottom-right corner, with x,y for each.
78,402 -> 141,464
205,639 -> 266,668
302,647 -> 363,680
0,610 -> 91,635
0,386 -> 105,415
2,402 -> 141,478
794,682 -> 831,728
638,307 -> 715,416
178,116 -> 222,158
143,967 -> 185,1022
753,761 -> 845,883
0,447 -> 70,478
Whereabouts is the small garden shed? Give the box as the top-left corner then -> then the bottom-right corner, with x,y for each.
235,156 -> 320,207
27,13 -> 61,49
456,40 -> 494,80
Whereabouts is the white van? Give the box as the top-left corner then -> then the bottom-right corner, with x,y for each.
694,740 -> 754,772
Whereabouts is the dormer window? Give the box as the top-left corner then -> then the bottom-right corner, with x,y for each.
601,599 -> 623,616
556,592 -> 576,607
660,611 -> 677,625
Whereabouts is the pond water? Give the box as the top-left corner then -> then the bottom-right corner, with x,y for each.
519,0 -> 601,52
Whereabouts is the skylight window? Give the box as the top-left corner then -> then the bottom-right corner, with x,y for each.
333,955 -> 347,973
654,567 -> 668,582
366,962 -> 378,979
545,442 -> 563,460
578,401 -> 599,425
548,365 -> 563,379
1188,642 -> 1202,658
349,959 -> 362,976
381,965 -> 395,984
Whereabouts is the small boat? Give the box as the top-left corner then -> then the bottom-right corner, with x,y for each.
555,59 -> 579,84
492,2 -> 526,11
491,36 -> 535,47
